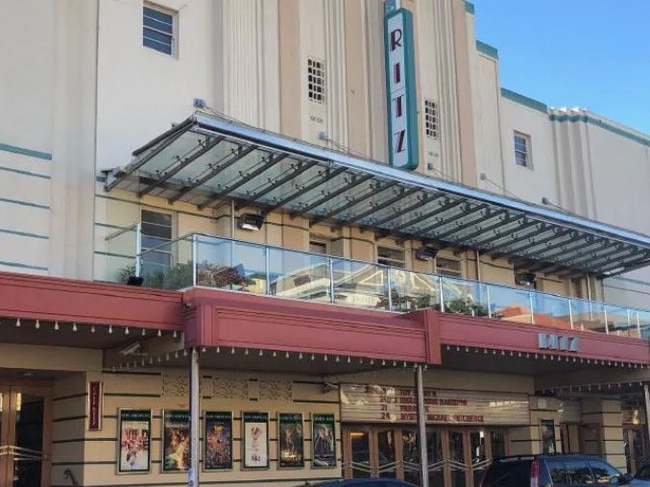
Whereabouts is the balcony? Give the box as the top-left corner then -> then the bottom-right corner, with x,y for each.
110,233 -> 650,340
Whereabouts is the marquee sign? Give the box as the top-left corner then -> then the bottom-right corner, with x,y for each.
341,384 -> 530,425
384,3 -> 419,170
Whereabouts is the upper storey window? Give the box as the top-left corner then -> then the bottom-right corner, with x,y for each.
143,4 -> 176,56
308,58 -> 326,103
514,132 -> 532,168
424,99 -> 439,139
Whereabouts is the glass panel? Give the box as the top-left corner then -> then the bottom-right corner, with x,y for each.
486,283 -> 532,323
350,430 -> 371,478
377,430 -> 396,478
441,276 -> 489,317
389,269 -> 440,312
140,235 -> 193,290
402,430 -> 420,486
426,430 -> 444,487
195,237 -> 263,293
490,431 -> 506,458
269,248 -> 330,301
531,292 -> 571,330
571,299 -> 607,333
470,430 -> 487,487
104,224 -> 139,283
638,310 -> 650,339
332,260 -> 387,309
607,305 -> 636,337
449,431 -> 467,487
13,393 -> 44,487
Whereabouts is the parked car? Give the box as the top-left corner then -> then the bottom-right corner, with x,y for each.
634,464 -> 650,486
479,454 -> 634,487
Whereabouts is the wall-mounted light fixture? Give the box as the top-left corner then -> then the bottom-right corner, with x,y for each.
238,213 -> 265,231
415,245 -> 439,261
127,276 -> 144,286
515,272 -> 536,287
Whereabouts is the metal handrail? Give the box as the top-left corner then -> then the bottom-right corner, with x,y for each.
132,232 -> 650,337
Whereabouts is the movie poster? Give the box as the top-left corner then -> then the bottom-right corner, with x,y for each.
242,412 -> 269,469
278,413 -> 304,469
311,413 -> 336,468
117,409 -> 151,474
162,409 -> 191,472
204,411 -> 233,471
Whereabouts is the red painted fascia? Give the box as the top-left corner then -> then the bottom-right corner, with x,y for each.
183,288 -> 442,364
0,272 -> 184,330
437,312 -> 650,363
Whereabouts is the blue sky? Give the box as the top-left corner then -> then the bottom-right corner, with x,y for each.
472,0 -> 650,135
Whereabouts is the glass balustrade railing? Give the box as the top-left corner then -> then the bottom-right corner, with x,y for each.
132,233 -> 647,339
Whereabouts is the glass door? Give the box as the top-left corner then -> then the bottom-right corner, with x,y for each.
0,387 -> 50,487
624,427 -> 648,474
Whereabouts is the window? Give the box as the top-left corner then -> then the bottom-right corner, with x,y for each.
513,132 -> 531,167
308,58 -> 326,103
377,246 -> 405,268
141,209 -> 172,270
424,100 -> 439,139
143,4 -> 176,56
436,257 -> 462,277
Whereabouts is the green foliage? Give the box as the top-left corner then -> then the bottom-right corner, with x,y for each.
119,261 -> 254,291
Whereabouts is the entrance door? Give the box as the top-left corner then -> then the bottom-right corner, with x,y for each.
0,386 -> 50,487
624,427 -> 648,474
344,426 -> 508,487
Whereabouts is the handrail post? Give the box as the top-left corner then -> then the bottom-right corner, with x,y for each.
329,258 -> 335,304
191,234 -> 198,286
529,291 -> 535,325
568,298 -> 574,330
486,285 -> 492,319
387,268 -> 393,311
604,305 -> 609,334
637,311 -> 642,339
438,276 -> 445,312
265,246 -> 271,295
135,222 -> 142,277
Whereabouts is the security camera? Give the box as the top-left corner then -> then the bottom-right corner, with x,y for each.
322,382 -> 339,393
119,341 -> 142,356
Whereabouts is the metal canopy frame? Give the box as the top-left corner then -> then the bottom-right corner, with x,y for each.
104,113 -> 650,278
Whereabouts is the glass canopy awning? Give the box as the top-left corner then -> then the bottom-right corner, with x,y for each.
104,113 -> 650,278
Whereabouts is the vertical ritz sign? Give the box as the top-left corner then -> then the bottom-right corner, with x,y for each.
385,6 -> 419,170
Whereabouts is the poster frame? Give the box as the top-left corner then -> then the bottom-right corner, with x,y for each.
203,410 -> 234,471
117,408 -> 152,474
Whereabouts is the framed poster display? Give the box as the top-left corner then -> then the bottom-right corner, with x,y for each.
162,409 -> 191,472
311,413 -> 336,468
278,413 -> 304,469
204,411 -> 233,471
117,409 -> 151,474
541,419 -> 556,454
242,412 -> 269,469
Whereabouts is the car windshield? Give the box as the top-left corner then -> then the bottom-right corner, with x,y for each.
482,460 -> 531,487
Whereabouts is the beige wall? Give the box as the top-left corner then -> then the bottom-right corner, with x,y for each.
53,369 -> 342,487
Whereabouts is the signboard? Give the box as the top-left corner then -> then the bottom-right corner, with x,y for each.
340,384 -> 530,425
384,5 -> 419,170
87,381 -> 103,431
538,333 -> 579,352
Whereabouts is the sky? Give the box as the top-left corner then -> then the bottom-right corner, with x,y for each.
472,0 -> 650,135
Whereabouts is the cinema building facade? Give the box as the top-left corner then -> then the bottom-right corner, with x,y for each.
2,1 -> 650,487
